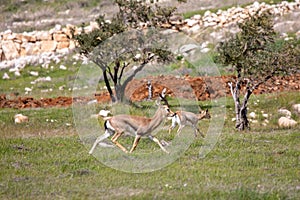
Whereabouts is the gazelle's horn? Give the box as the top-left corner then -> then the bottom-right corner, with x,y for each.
158,88 -> 169,107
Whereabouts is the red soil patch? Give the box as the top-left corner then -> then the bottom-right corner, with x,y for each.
1,74 -> 299,109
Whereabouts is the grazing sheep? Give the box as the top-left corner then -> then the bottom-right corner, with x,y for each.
14,114 -> 29,124
278,116 -> 297,128
292,104 -> 300,115
278,108 -> 292,118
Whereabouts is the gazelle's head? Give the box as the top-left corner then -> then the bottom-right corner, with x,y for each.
162,105 -> 174,117
200,109 -> 211,119
155,89 -> 174,117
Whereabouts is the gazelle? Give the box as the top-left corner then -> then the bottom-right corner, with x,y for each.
168,109 -> 211,137
89,95 -> 174,154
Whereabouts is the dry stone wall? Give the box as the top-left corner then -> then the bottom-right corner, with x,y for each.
0,24 -> 78,61
0,0 -> 299,67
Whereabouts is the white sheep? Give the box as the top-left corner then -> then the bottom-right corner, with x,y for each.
278,108 -> 292,118
278,116 -> 297,128
292,104 -> 300,114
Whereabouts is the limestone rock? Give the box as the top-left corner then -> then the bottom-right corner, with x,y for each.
41,40 -> 57,52
1,40 -> 19,60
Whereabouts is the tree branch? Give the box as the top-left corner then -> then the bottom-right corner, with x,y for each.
118,62 -> 130,84
121,54 -> 155,91
228,82 -> 235,101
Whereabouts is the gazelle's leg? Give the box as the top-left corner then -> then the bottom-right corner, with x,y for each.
111,132 -> 128,153
193,124 -> 204,137
168,116 -> 177,134
168,122 -> 176,134
192,124 -> 198,137
129,135 -> 141,153
198,128 -> 205,138
176,125 -> 185,135
148,135 -> 169,154
89,130 -> 112,154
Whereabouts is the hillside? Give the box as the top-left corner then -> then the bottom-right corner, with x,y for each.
0,0 -> 290,32
0,0 -> 299,99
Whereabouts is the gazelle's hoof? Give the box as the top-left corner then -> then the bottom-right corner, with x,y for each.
160,140 -> 167,146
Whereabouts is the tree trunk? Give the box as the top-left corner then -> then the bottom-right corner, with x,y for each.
235,88 -> 252,131
236,104 -> 249,131
103,70 -> 117,103
229,78 -> 252,131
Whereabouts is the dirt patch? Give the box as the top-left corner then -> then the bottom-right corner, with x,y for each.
127,74 -> 300,101
0,74 -> 299,109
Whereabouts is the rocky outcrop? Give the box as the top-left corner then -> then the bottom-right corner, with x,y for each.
0,24 -> 79,62
176,1 -> 300,33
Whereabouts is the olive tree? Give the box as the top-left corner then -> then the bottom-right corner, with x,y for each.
72,0 -> 185,103
214,10 -> 299,131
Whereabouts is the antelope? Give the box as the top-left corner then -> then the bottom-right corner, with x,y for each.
89,95 -> 174,154
168,109 -> 211,137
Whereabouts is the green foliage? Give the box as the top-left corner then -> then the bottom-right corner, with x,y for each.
72,0 -> 181,102
214,10 -> 299,131
214,10 -> 299,80
73,0 -> 178,55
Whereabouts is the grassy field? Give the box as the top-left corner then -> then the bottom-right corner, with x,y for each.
0,91 -> 299,199
1,0 -> 299,197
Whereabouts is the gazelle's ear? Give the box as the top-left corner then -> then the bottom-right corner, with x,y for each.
206,109 -> 208,112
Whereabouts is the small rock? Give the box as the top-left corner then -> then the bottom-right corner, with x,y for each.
29,71 -> 39,76
14,114 -> 29,124
2,73 -> 10,79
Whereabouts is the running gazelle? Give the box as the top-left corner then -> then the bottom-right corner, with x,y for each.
89,94 -> 174,154
168,109 -> 211,137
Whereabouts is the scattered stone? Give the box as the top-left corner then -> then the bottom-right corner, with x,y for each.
249,112 -> 257,119
24,87 -> 32,93
29,71 -> 39,76
59,64 -> 67,70
2,72 -> 9,79
14,114 -> 29,124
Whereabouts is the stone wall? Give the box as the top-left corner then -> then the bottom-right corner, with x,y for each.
0,24 -> 78,61
0,0 -> 299,65
176,0 -> 300,34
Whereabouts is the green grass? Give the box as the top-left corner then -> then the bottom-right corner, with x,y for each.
0,54 -> 108,99
0,91 -> 299,199
0,59 -> 78,98
1,0 -> 102,13
0,129 -> 299,199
